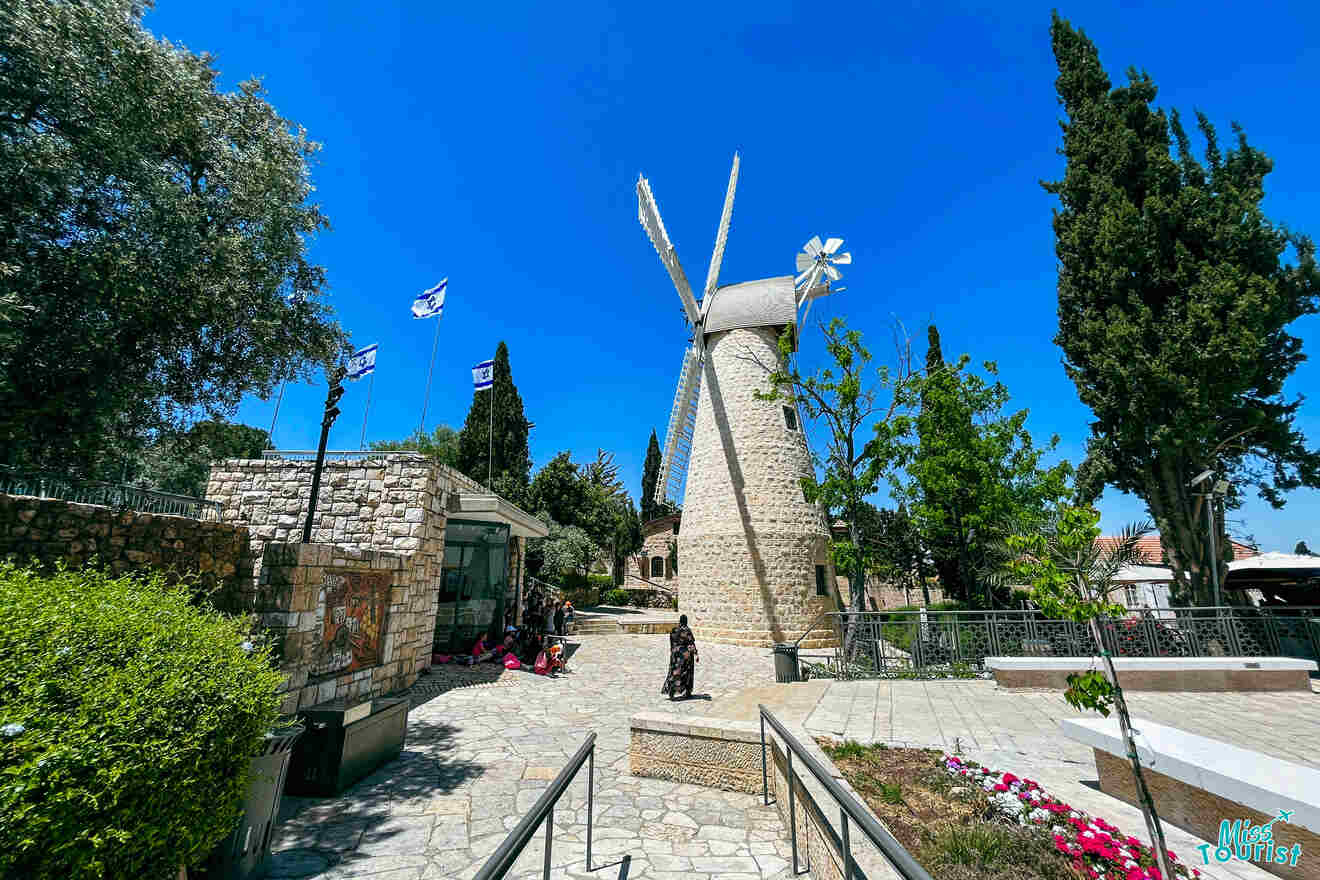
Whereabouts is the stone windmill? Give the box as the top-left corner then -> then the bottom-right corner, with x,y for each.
637,155 -> 852,647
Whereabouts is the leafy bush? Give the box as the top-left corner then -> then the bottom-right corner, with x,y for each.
0,563 -> 284,880
588,573 -> 614,590
602,588 -> 631,606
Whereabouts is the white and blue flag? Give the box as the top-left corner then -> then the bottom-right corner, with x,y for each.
411,278 -> 447,319
472,359 -> 494,391
347,344 -> 378,381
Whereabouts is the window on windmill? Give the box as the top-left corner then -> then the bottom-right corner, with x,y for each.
782,406 -> 798,431
672,521 -> 679,534
1124,584 -> 1138,606
815,565 -> 828,596
651,557 -> 664,578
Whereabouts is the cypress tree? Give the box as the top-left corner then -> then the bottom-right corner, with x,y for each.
640,429 -> 662,522
457,341 -> 531,495
1045,12 -> 1320,603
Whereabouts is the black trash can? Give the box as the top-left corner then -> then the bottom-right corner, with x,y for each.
773,643 -> 800,683
198,723 -> 304,880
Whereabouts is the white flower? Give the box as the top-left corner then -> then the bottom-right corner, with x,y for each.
0,723 -> 24,737
1125,860 -> 1139,869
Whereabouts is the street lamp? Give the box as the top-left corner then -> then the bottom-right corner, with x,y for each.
1189,470 -> 1228,607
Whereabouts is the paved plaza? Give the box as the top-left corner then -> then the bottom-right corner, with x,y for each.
268,635 -> 801,880
266,635 -> 1319,880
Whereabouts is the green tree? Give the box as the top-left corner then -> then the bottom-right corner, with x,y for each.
758,318 -> 921,654
641,430 -> 662,522
533,519 -> 597,581
1044,13 -> 1320,604
529,452 -> 589,529
896,325 -> 1072,606
610,498 -> 644,586
456,341 -> 531,497
370,425 -> 461,467
133,420 -> 270,498
1007,508 -> 1174,880
861,503 -> 931,607
0,0 -> 347,475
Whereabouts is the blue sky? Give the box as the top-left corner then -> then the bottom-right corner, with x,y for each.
145,1 -> 1320,551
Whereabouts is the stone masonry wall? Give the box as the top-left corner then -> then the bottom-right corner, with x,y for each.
255,542 -> 424,715
680,326 -> 839,647
0,494 -> 251,608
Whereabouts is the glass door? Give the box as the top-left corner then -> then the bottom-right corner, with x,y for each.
434,520 -> 509,653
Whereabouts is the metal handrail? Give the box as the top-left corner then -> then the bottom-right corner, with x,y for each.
758,706 -> 934,880
474,732 -> 607,880
0,467 -> 223,522
261,449 -> 407,461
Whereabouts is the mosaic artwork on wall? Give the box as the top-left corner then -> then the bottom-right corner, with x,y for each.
310,568 -> 392,678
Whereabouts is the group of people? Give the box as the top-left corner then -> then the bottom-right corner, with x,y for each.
519,595 -> 573,637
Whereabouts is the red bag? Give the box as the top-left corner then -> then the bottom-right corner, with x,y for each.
503,653 -> 521,670
533,651 -> 550,675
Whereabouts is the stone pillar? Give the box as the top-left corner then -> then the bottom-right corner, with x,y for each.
679,326 -> 838,647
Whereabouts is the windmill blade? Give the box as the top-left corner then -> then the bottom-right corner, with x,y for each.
794,265 -> 820,293
702,153 -> 739,300
799,295 -> 816,328
825,264 -> 842,282
804,236 -> 823,257
831,252 -> 852,265
795,252 -> 813,272
823,237 -> 844,254
656,345 -> 703,506
637,175 -> 700,327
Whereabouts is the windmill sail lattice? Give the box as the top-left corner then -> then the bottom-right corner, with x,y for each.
656,345 -> 702,505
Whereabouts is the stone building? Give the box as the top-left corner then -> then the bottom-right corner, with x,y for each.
623,513 -> 681,592
206,453 -> 547,712
678,280 -> 841,648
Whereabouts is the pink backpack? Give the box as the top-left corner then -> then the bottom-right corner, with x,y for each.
503,653 -> 521,670
533,651 -> 550,675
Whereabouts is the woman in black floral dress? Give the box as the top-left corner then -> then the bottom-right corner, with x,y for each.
662,615 -> 698,700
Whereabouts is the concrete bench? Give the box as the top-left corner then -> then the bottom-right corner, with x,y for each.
986,656 -> 1317,692
1061,717 -> 1320,880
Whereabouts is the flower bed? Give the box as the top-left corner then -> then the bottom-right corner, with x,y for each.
821,740 -> 1202,880
941,754 -> 1199,880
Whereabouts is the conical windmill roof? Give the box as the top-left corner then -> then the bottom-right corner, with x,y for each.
701,276 -> 797,335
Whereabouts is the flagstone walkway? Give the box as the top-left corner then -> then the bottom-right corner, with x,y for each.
267,635 -> 804,880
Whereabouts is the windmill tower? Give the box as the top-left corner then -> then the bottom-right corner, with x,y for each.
638,155 -> 851,647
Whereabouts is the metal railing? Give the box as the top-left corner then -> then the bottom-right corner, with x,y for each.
0,468 -> 222,521
759,706 -> 933,880
261,449 -> 393,461
474,732 -> 615,880
823,607 -> 1320,678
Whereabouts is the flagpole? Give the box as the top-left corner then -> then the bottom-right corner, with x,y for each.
488,376 -> 494,487
268,378 -> 288,446
418,318 -> 441,436
360,370 -> 375,450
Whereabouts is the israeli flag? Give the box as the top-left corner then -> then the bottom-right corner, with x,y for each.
472,359 -> 494,391
347,344 -> 378,381
411,278 -> 447,319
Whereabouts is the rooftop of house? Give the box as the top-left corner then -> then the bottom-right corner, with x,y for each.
1094,534 -> 1258,565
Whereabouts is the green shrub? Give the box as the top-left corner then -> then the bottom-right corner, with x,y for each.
587,573 -> 614,590
602,588 -> 631,606
0,563 -> 284,880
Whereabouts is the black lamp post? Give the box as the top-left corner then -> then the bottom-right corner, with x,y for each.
303,366 -> 346,543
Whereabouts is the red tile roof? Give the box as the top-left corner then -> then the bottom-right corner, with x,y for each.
1094,534 -> 1257,565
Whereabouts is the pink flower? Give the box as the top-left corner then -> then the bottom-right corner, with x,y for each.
1002,772 -> 1019,784
993,783 -> 1009,792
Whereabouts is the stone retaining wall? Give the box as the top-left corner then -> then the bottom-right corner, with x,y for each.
988,657 -> 1316,692
0,494 -> 251,608
629,712 -> 764,793
1095,750 -> 1317,880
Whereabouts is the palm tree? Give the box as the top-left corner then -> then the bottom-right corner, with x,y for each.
1006,509 -> 1174,880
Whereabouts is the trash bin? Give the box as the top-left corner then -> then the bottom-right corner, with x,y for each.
197,723 -> 304,880
773,643 -> 800,683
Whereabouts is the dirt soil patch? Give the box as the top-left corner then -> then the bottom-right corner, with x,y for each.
818,741 -> 1076,880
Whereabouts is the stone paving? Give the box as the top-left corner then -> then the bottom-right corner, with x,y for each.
267,635 -> 805,880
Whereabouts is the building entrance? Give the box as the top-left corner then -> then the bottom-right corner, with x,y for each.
433,519 -> 510,653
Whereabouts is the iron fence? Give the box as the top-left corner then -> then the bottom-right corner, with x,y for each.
821,607 -> 1320,679
759,705 -> 934,880
0,468 -> 222,522
261,449 -> 387,461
